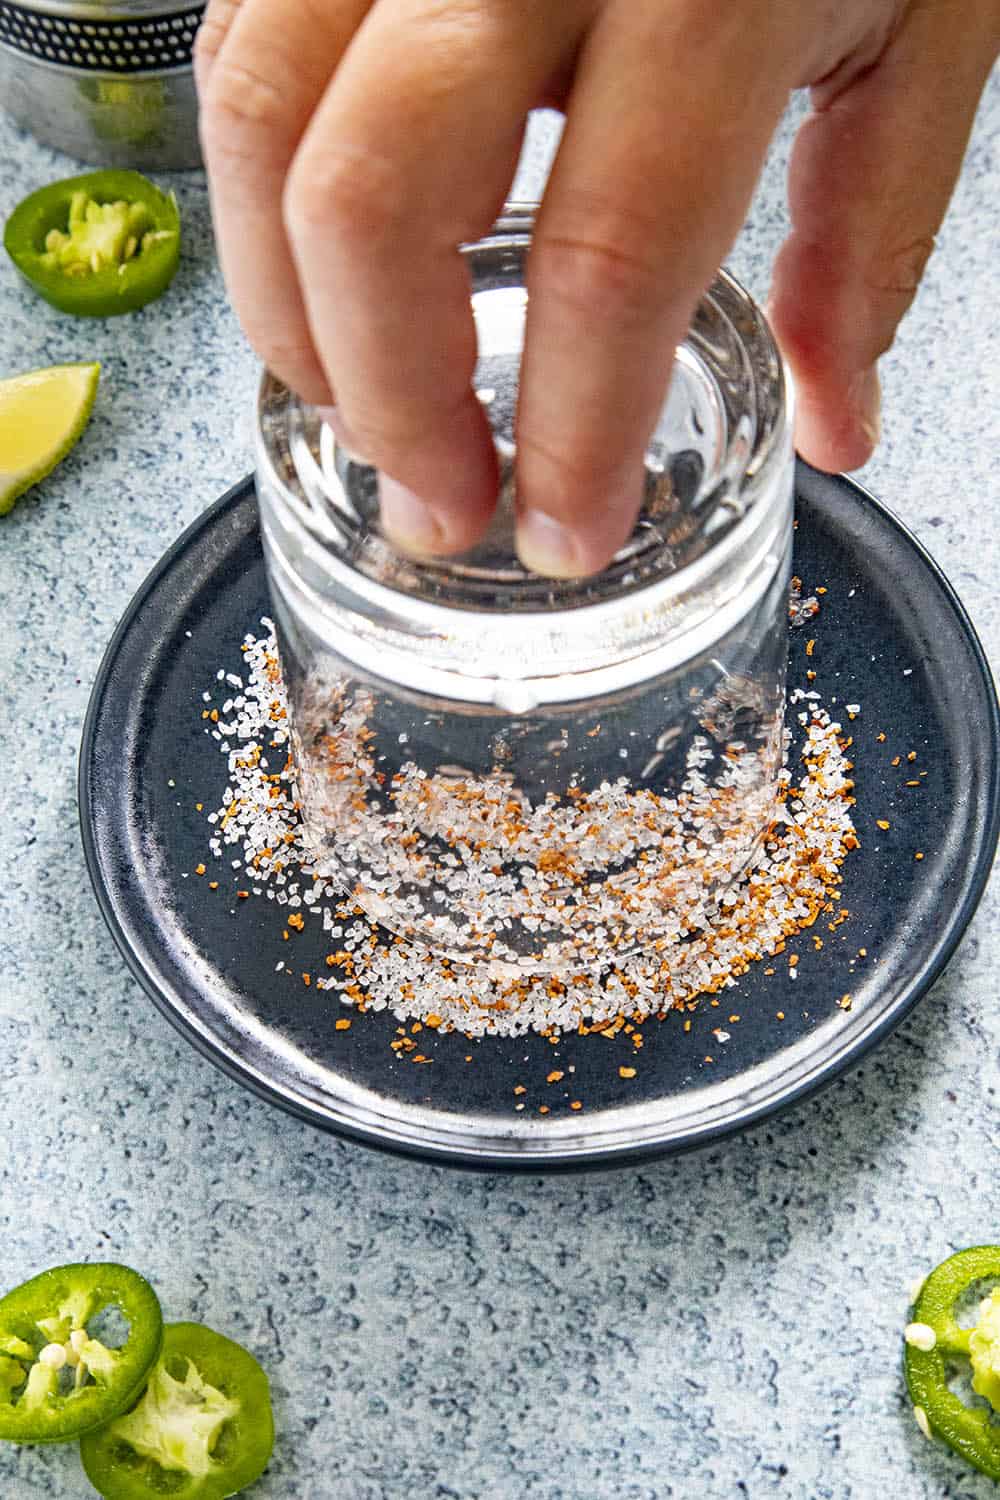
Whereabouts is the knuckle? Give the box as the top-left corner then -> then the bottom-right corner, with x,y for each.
192,22 -> 223,73
340,408 -> 425,469
200,56 -> 291,159
865,234 -> 936,296
284,147 -> 408,244
517,428 -> 621,516
336,387 -> 469,474
532,230 -> 664,326
193,0 -> 241,70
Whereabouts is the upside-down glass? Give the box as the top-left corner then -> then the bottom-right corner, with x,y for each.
255,204 -> 794,978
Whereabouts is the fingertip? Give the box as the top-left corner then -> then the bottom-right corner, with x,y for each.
515,509 -> 589,579
378,434 -> 499,562
792,365 -> 881,473
378,476 -> 451,559
515,472 -> 642,579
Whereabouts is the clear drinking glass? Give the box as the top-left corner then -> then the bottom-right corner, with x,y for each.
255,203 -> 794,978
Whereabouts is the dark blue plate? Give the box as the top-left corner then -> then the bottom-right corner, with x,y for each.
79,465 -> 1000,1169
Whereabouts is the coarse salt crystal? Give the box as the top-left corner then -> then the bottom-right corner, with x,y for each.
198,624 -> 860,1040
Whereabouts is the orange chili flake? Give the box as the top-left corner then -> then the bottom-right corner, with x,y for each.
424,1014 -> 443,1029
302,973 -> 311,986
876,732 -> 887,743
837,993 -> 853,1011
208,881 -> 218,890
195,863 -> 206,876
805,639 -> 815,657
335,1018 -> 352,1031
876,819 -> 890,830
195,803 -> 203,812
619,1066 -> 637,1080
538,1105 -> 550,1115
236,890 -> 249,899
906,779 -> 921,787
806,670 -> 817,682
908,751 -> 918,762
891,756 -> 901,767
513,1085 -> 527,1096
546,1070 -> 565,1084
570,1101 -> 583,1111
776,1011 -> 785,1020
287,912 -> 305,931
915,851 -> 925,861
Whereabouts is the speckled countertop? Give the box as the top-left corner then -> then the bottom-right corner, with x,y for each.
1,85 -> 999,1500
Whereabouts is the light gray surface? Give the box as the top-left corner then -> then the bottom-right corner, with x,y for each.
1,85 -> 998,1499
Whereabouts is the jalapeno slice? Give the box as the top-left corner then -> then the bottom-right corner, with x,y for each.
0,1263 -> 163,1444
905,1245 -> 1000,1479
4,169 -> 181,317
80,1323 -> 274,1499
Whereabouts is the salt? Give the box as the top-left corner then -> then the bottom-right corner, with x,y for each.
200,625 -> 860,1040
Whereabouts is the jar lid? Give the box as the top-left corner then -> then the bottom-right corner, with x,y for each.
256,203 -> 792,708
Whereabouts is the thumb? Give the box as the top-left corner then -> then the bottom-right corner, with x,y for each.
768,0 -> 1000,473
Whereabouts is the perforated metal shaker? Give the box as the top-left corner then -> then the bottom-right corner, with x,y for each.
0,0 -> 203,168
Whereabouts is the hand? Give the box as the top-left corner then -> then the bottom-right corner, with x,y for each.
196,0 -> 1000,576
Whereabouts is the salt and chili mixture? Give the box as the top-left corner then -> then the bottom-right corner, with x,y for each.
192,583 -> 862,1051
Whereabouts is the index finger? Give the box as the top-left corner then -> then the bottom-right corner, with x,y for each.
282,0 -> 591,557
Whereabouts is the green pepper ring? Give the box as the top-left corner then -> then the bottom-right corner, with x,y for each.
80,1322 -> 275,1499
4,169 -> 181,317
0,1263 -> 163,1444
905,1245 -> 1000,1480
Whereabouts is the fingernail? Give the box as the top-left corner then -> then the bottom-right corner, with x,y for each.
856,365 -> 882,449
378,474 -> 448,557
516,509 -> 587,579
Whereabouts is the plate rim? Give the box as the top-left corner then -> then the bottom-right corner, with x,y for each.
78,466 -> 1000,1170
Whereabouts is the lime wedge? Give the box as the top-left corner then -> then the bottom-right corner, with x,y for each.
0,361 -> 100,515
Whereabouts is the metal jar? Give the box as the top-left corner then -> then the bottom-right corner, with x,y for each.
0,0 -> 203,169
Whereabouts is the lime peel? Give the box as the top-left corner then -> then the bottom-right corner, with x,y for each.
0,361 -> 100,515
